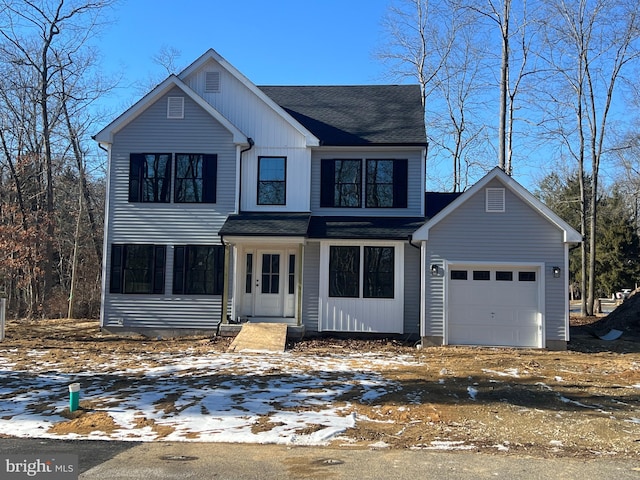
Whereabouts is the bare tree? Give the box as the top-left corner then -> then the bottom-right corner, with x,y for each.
0,0 -> 114,317
537,0 -> 640,315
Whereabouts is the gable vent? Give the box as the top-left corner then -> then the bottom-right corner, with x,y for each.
486,187 -> 505,212
205,71 -> 221,92
167,96 -> 184,119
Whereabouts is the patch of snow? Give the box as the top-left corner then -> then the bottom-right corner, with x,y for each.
549,440 -> 563,447
413,440 -> 475,451
467,386 -> 478,400
368,441 -> 390,449
625,417 -> 640,425
482,368 -> 519,378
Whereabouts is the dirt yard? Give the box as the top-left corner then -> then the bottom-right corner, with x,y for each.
0,314 -> 639,459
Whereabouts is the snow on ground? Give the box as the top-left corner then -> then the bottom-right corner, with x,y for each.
0,349 -> 417,445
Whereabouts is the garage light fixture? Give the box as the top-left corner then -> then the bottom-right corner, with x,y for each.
552,266 -> 561,278
430,264 -> 439,276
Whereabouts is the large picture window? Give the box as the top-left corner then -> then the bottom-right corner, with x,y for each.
110,244 -> 166,294
363,246 -> 394,298
258,156 -> 286,205
129,154 -> 172,202
329,246 -> 360,297
174,154 -> 217,203
329,245 -> 395,298
173,245 -> 224,295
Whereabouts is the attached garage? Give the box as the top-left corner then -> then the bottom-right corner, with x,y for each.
413,168 -> 582,350
446,264 -> 543,348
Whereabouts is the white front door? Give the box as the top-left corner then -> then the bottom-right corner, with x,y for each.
255,251 -> 284,317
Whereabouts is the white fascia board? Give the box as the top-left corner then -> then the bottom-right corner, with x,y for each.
93,74 -> 248,145
179,49 -> 320,147
413,167 -> 582,243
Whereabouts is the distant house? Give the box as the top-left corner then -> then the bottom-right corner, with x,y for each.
94,49 -> 580,350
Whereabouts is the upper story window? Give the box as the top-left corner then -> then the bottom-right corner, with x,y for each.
258,156 -> 286,205
321,159 -> 407,209
366,159 -> 407,208
110,244 -> 166,294
320,159 -> 361,207
129,154 -> 172,203
129,153 -> 217,204
174,154 -> 217,203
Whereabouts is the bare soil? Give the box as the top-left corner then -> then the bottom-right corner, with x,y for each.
1,311 -> 639,459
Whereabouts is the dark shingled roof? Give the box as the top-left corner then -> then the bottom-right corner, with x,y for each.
425,192 -> 463,219
307,216 -> 426,240
219,213 -> 310,237
258,85 -> 427,146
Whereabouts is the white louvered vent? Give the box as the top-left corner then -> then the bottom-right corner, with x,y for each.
205,71 -> 221,92
486,187 -> 505,212
167,96 -> 184,119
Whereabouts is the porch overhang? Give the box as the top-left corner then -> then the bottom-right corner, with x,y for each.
307,216 -> 426,240
219,212 -> 310,243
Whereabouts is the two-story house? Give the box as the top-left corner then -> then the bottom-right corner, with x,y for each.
95,49 -> 581,350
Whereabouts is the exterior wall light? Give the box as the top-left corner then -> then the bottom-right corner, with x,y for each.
431,264 -> 439,276
552,266 -> 561,278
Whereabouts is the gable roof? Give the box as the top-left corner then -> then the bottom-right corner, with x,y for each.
93,75 -> 248,145
413,167 -> 583,243
258,85 -> 427,146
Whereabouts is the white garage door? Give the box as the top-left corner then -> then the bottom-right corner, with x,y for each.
447,265 -> 541,347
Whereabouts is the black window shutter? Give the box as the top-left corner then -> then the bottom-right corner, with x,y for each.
393,159 -> 408,208
129,154 -> 144,202
320,159 -> 335,207
173,246 -> 185,294
110,245 -> 123,293
153,246 -> 166,294
203,154 -> 217,203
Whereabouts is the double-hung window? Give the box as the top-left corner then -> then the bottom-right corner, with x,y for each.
110,244 -> 166,294
321,159 -> 407,208
366,159 -> 407,208
329,245 -> 395,298
174,154 -> 217,203
129,154 -> 172,202
173,245 -> 224,295
320,159 -> 361,207
257,156 -> 286,205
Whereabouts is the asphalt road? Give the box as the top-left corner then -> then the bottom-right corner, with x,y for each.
1,438 -> 639,480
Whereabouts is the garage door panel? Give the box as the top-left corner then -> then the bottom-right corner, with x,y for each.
447,265 -> 541,348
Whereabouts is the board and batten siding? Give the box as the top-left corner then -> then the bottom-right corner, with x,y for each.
240,146 -> 311,212
310,149 -> 425,217
183,58 -> 309,149
424,179 -> 568,342
102,88 -> 236,330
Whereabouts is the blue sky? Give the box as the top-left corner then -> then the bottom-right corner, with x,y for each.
100,0 -> 393,99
